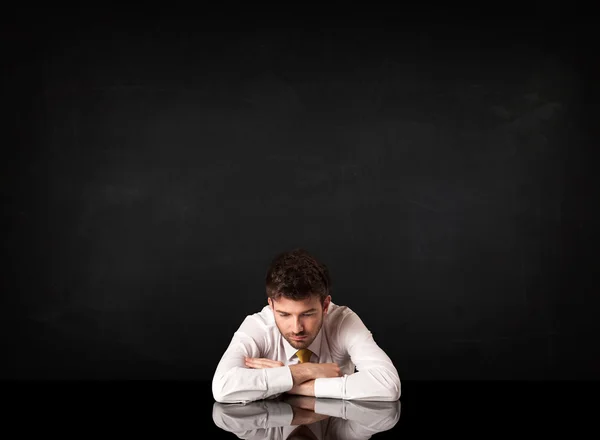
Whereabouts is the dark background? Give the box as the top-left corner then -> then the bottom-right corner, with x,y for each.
2,5 -> 598,382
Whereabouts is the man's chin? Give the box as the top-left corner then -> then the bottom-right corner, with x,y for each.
287,338 -> 312,349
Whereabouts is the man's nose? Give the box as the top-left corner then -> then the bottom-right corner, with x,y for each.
293,318 -> 304,333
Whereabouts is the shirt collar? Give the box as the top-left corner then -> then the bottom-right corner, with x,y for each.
282,325 -> 323,362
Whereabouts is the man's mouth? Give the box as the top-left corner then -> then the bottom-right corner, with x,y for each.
291,335 -> 307,341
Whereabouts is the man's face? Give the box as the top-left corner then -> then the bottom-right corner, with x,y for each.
269,294 -> 331,350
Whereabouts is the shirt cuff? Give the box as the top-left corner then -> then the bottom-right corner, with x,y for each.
264,366 -> 294,395
314,376 -> 345,399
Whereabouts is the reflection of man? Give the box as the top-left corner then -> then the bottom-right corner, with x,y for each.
212,248 -> 401,404
212,396 -> 401,440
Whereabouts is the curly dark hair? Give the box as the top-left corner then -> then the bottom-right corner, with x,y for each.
265,248 -> 331,303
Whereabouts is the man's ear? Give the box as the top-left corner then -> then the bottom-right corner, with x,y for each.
322,295 -> 331,315
268,298 -> 274,310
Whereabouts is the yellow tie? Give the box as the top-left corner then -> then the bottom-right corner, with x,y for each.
296,348 -> 312,363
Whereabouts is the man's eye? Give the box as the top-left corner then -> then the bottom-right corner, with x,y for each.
302,313 -> 314,317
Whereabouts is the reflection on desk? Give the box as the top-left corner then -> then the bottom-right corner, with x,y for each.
213,396 -> 401,440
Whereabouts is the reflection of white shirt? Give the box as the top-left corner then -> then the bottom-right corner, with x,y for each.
212,302 -> 401,404
212,399 -> 401,440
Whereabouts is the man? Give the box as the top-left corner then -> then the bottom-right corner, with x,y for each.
212,248 -> 401,404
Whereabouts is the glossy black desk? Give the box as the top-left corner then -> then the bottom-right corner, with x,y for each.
3,381 -> 592,437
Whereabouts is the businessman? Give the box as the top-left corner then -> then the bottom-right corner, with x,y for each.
212,248 -> 401,404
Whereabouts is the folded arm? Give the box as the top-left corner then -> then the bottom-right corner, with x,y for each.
212,317 -> 343,404
313,311 -> 401,401
212,319 -> 293,404
212,311 -> 400,403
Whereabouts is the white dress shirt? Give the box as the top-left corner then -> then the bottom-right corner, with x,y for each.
212,301 -> 401,404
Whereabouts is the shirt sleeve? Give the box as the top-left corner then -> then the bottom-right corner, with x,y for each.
212,316 -> 293,404
313,310 -> 401,401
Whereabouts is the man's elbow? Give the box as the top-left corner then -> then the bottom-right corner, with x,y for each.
373,370 -> 401,401
212,374 -> 236,404
212,388 -> 257,405
372,381 -> 400,401
212,384 -> 241,404
374,384 -> 400,402
389,378 -> 401,401
212,387 -> 229,404
212,372 -> 257,404
212,377 -> 226,403
388,371 -> 401,401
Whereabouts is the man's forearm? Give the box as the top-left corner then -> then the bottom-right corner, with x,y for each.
212,366 -> 293,403
287,379 -> 315,397
314,367 -> 401,401
289,364 -> 315,385
289,362 -> 341,385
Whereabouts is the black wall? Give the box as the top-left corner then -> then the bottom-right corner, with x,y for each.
3,7 -> 598,381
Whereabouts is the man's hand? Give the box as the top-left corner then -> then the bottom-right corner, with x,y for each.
289,362 -> 342,385
307,363 -> 342,379
287,379 -> 316,396
244,357 -> 284,369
